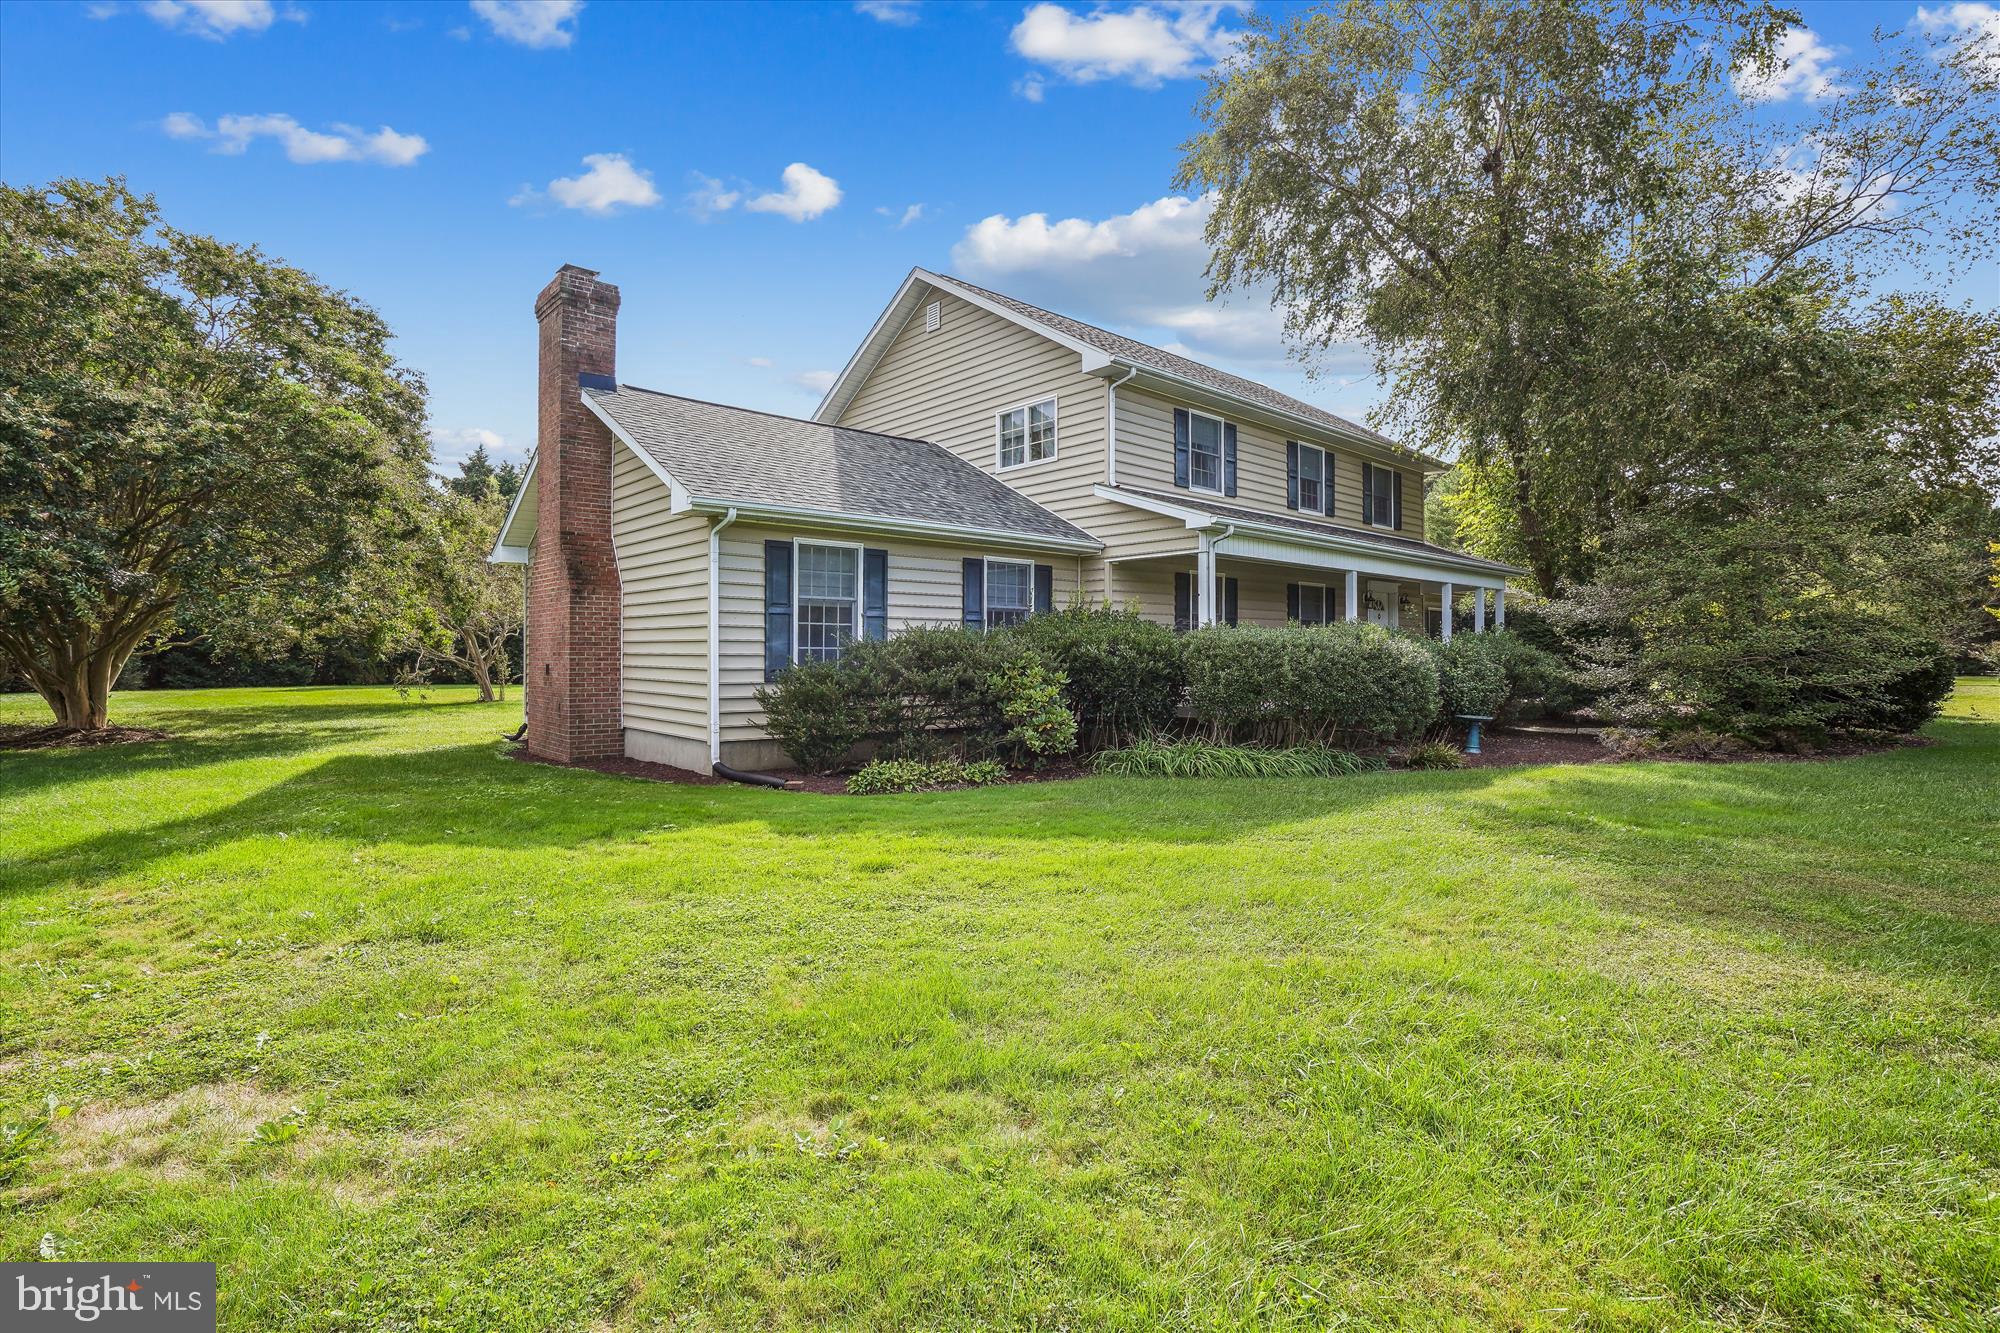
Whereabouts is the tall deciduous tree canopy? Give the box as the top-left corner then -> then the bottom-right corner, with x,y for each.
1179,0 -> 2000,596
0,178 -> 430,730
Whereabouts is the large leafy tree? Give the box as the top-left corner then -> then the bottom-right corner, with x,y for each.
1179,0 -> 2000,593
389,472 -> 523,702
0,178 -> 429,730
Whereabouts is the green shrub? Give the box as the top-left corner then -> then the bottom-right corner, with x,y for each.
754,660 -> 867,774
1012,604 -> 1185,746
845,756 -> 1007,795
1435,638 -> 1508,719
757,626 -> 1078,772
1181,623 -> 1438,746
1405,740 -> 1467,769
1091,736 -> 1379,778
1420,629 -> 1574,725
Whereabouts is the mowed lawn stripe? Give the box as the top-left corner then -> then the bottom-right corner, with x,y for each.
2,683 -> 1996,1330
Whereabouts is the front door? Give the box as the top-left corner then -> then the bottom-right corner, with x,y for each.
1365,580 -> 1398,629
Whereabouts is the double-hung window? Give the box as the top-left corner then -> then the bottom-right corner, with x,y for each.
997,398 -> 1057,470
983,558 -> 1033,629
1295,582 -> 1330,625
795,541 -> 860,663
1297,444 -> 1325,514
1188,410 -> 1224,493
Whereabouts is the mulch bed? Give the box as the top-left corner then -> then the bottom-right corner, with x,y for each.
507,725 -> 1920,792
0,723 -> 172,751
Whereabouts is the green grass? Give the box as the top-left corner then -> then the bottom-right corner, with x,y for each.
2,681 -> 1997,1331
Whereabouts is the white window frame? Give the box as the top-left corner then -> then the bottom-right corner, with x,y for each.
1187,408 -> 1226,495
1296,581 -> 1332,626
995,396 -> 1059,472
792,537 -> 863,665
981,556 -> 1035,630
1296,442 -> 1327,513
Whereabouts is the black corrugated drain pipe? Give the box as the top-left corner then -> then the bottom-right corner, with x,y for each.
713,761 -> 788,789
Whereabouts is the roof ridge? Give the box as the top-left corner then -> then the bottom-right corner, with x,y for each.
600,383 -> 938,448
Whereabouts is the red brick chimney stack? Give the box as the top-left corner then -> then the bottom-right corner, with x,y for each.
525,264 -> 623,763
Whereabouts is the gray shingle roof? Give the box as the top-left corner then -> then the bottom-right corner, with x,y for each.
585,386 -> 1096,547
926,272 -> 1416,459
1115,486 -> 1522,575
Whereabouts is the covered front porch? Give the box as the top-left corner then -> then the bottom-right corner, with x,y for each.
1100,511 -> 1517,640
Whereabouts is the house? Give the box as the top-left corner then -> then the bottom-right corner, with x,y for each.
491,264 -> 1521,770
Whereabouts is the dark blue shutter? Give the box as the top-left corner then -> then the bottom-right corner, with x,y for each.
763,540 -> 793,680
1224,577 -> 1239,627
1322,453 -> 1336,517
1392,470 -> 1404,530
862,548 -> 888,641
1361,463 -> 1375,526
1286,442 -> 1299,510
961,557 -> 984,628
1033,563 -> 1053,614
1173,571 -> 1192,631
1286,582 -> 1300,622
1223,423 -> 1238,497
1173,409 -> 1190,488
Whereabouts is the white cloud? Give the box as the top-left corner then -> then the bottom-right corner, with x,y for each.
97,0 -> 297,39
951,191 -> 1376,399
1733,25 -> 1842,102
790,369 -> 838,393
515,153 -> 660,214
1010,1 -> 1247,88
470,0 -> 581,49
684,172 -> 742,220
875,202 -> 926,228
429,426 -> 517,468
745,356 -> 774,368
855,0 -> 918,24
1916,1 -> 2000,41
163,113 -> 429,166
1014,73 -> 1047,102
745,163 -> 843,222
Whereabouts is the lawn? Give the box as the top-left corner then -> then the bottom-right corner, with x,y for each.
2,682 -> 1996,1331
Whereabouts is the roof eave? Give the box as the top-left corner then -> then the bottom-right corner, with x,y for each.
682,495 -> 1102,554
1093,485 -> 1523,580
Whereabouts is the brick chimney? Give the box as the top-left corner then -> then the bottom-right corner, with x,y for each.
525,264 -> 622,763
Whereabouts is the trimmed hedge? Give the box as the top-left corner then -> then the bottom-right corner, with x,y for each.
1181,623 -> 1439,746
1011,604 -> 1185,747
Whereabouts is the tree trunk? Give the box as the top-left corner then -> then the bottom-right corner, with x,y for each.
1,610 -> 166,733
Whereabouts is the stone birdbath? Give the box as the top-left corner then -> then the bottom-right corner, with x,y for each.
1455,714 -> 1494,755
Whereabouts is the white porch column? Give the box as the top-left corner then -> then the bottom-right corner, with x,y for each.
1494,587 -> 1506,628
1440,581 -> 1455,642
1343,569 -> 1359,622
1473,586 -> 1488,633
1196,536 -> 1216,626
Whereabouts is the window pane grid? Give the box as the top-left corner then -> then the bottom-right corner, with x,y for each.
796,544 -> 858,663
985,561 -> 1032,629
998,408 -> 1026,468
1298,446 -> 1322,511
999,399 -> 1056,468
1190,414 -> 1223,491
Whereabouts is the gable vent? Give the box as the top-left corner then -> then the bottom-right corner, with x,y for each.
925,300 -> 941,333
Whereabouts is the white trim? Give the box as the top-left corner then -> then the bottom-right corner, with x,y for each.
686,497 -> 1101,555
812,270 -> 932,423
487,453 -> 540,562
1105,364 -> 1137,487
707,508 -> 738,765
981,556 -> 1034,630
792,536 -> 864,665
1185,407 -> 1226,496
994,394 -> 1059,473
1091,485 -> 1521,581
1344,570 -> 1359,623
582,395 -> 695,511
1294,441 -> 1328,517
1440,580 -> 1455,643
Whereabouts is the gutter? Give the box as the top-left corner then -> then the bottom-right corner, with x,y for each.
681,497 -> 1102,556
707,507 -> 738,766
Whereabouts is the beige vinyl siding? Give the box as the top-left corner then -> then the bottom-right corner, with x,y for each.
610,444 -> 710,747
716,522 -> 1082,747
1115,386 -> 1426,538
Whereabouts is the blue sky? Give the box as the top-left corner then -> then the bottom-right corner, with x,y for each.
2,0 -> 1994,473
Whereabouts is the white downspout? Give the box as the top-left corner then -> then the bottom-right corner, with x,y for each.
1210,523 -> 1238,625
707,507 -> 739,765
1105,364 -> 1138,488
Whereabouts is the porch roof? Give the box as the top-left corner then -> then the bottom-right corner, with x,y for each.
1100,485 -> 1525,583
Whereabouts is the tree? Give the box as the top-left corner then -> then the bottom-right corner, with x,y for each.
388,480 -> 523,702
0,179 -> 429,729
1179,0 -> 2000,593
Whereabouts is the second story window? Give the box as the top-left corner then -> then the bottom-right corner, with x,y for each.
1188,410 -> 1224,492
997,397 -> 1057,469
1297,444 -> 1325,514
